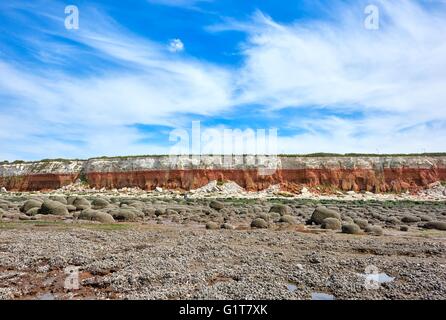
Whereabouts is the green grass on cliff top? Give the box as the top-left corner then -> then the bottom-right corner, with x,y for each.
2,152 -> 446,164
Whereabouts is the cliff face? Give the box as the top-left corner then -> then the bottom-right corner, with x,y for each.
1,155 -> 445,192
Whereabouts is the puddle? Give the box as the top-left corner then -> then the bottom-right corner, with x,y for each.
311,292 -> 335,300
286,283 -> 297,293
360,273 -> 395,283
38,293 -> 55,300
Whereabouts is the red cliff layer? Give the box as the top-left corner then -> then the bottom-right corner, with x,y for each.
0,167 -> 444,193
85,168 -> 446,193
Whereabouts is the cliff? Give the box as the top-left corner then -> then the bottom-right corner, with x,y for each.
1,155 -> 446,193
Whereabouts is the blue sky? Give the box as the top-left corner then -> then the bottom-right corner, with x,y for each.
1,0 -> 446,160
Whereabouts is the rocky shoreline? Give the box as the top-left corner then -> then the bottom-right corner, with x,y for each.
1,190 -> 445,300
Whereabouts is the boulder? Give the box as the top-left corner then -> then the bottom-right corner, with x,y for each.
49,196 -> 68,205
155,209 -> 166,216
221,223 -> 235,230
269,204 -> 290,216
19,214 -> 31,221
122,201 -> 144,210
109,208 -> 140,221
143,208 -> 157,217
66,205 -> 77,212
166,209 -> 178,215
401,215 -> 421,223
0,201 -> 9,211
38,200 -> 68,216
400,225 -> 409,232
365,225 -> 384,236
279,215 -> 297,224
209,200 -> 224,211
91,198 -> 110,210
422,221 -> 446,231
67,196 -> 77,205
341,223 -> 362,235
251,218 -> 268,229
321,218 -> 341,230
72,197 -> 91,210
418,215 -> 433,222
78,209 -> 115,224
268,212 -> 281,222
342,216 -> 354,224
257,213 -> 270,222
311,206 -> 341,224
20,199 -> 43,213
353,218 -> 369,230
385,217 -> 400,225
25,207 -> 40,216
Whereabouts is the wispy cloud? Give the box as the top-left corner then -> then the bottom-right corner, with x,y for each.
0,0 -> 445,160
168,38 -> 184,52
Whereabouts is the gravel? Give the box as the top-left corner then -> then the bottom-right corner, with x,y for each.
0,195 -> 445,300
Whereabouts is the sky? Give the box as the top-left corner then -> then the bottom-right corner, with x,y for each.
0,0 -> 446,160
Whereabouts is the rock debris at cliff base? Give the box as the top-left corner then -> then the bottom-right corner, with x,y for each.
0,193 -> 445,300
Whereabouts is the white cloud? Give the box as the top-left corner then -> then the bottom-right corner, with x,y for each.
1,0 -> 446,160
233,2 -> 446,117
168,38 -> 185,52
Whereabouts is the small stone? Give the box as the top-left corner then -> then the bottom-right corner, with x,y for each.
205,221 -> 219,230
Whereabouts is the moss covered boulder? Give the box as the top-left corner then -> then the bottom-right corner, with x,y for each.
78,209 -> 115,224
311,206 -> 341,224
38,200 -> 68,216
